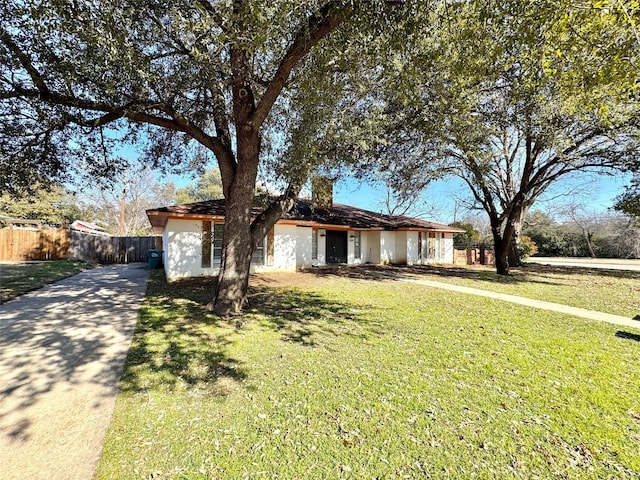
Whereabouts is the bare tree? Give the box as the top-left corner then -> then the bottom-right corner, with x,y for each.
78,168 -> 175,236
561,205 -> 604,258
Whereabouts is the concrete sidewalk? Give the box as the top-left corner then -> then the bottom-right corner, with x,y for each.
0,264 -> 149,480
381,273 -> 640,330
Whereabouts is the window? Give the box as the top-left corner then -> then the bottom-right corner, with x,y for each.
252,238 -> 264,265
438,233 -> 446,260
353,231 -> 361,259
213,223 -> 224,264
202,221 -> 212,268
205,222 -> 265,266
312,229 -> 318,260
428,232 -> 436,259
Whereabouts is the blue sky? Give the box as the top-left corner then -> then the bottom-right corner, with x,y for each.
119,125 -> 632,225
329,170 -> 631,223
164,166 -> 630,225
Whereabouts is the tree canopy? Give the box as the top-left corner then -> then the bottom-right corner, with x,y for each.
1,0 -> 396,314
0,184 -> 81,225
524,209 -> 640,258
340,0 -> 640,274
174,168 -> 224,205
614,175 -> 640,219
2,1 -> 638,310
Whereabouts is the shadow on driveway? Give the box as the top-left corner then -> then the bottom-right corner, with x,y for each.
0,264 -> 148,480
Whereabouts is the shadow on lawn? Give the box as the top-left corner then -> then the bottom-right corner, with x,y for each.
300,263 -> 550,286
246,285 -> 384,346
121,271 -> 382,393
120,272 -> 247,395
616,331 -> 640,342
301,263 -> 640,286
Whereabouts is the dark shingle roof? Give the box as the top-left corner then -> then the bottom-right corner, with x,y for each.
147,198 -> 463,232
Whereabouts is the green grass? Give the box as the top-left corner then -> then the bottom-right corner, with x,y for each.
97,271 -> 640,479
390,264 -> 640,318
0,260 -> 95,302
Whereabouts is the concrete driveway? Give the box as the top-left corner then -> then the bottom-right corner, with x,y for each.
0,264 -> 149,480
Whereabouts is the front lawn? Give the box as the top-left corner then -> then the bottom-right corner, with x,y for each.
384,264 -> 640,318
0,260 -> 95,303
97,271 -> 640,479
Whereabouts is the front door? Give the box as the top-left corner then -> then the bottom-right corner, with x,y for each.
326,230 -> 348,264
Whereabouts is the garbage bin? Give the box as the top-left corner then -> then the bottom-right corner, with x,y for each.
147,249 -> 163,269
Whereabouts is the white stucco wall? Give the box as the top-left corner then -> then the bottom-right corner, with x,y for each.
362,231 -> 380,264
350,231 -> 366,265
311,229 -> 327,266
296,226 -> 313,269
162,227 -> 169,271
164,219 -> 300,280
165,218 -> 210,280
395,231 -> 407,264
380,231 -> 396,264
406,231 -> 420,264
443,233 -> 454,263
273,224 -> 297,270
162,219 -> 459,280
414,231 -> 456,265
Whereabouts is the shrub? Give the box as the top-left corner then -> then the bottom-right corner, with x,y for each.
518,235 -> 538,261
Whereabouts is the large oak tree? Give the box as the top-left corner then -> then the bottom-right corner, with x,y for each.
0,1 -> 394,314
346,0 -> 640,274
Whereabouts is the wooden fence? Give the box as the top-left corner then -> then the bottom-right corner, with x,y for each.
453,248 -> 495,266
0,227 -> 161,264
0,227 -> 70,261
70,232 -> 161,264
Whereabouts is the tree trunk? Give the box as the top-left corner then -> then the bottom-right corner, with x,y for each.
492,218 -> 516,276
211,128 -> 261,316
204,4 -> 356,316
211,192 -> 255,316
494,236 -> 511,275
585,231 -> 596,257
507,236 -> 519,267
507,209 -> 526,266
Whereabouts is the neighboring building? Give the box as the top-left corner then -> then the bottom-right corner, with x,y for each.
69,220 -> 111,236
147,190 -> 464,281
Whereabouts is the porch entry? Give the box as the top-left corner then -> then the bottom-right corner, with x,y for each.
326,230 -> 348,264
418,231 -> 446,261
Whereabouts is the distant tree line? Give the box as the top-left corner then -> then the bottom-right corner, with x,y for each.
451,210 -> 640,260
523,211 -> 640,259
0,166 -> 224,235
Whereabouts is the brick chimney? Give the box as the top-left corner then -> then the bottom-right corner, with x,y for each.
312,176 -> 333,211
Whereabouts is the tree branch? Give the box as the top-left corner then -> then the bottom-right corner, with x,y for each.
460,155 -> 500,224
193,0 -> 228,33
252,1 -> 355,127
0,28 -> 51,99
251,179 -> 304,247
526,126 -> 609,191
